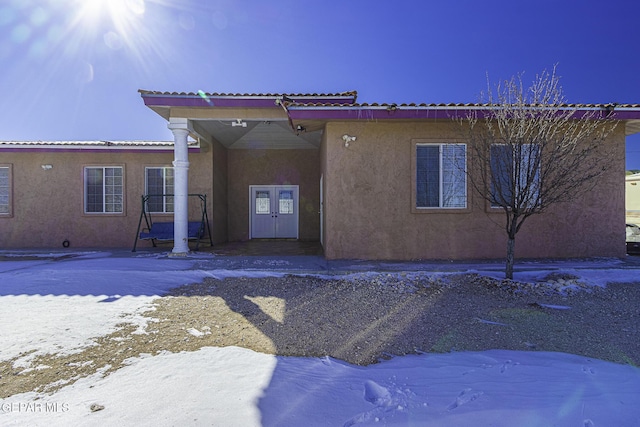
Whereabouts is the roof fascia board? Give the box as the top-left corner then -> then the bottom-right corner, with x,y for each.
287,105 -> 640,121
0,146 -> 199,153
142,94 -> 356,109
0,141 -> 200,151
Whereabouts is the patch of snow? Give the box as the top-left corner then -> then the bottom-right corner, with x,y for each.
3,348 -> 640,426
536,303 -> 572,310
2,251 -> 640,426
186,328 -> 209,337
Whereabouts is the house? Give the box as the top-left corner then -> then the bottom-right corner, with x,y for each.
627,172 -> 640,225
2,91 -> 640,260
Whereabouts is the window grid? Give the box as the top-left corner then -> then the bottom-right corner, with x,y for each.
145,167 -> 174,213
490,144 -> 541,208
256,190 -> 271,214
279,190 -> 294,214
85,167 -> 123,213
416,144 -> 466,209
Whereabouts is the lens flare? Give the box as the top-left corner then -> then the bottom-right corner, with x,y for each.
198,90 -> 214,106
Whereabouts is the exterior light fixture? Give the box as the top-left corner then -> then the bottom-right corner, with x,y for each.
232,119 -> 247,127
342,134 -> 356,147
41,164 -> 53,170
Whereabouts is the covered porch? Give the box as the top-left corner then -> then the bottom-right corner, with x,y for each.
139,91 -> 356,255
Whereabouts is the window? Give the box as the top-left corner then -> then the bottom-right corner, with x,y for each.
255,190 -> 270,214
84,166 -> 123,213
490,144 -> 541,208
145,167 -> 174,213
0,165 -> 10,215
415,144 -> 466,208
279,190 -> 294,214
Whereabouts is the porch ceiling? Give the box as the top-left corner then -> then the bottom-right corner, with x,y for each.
627,120 -> 640,136
193,118 -> 321,149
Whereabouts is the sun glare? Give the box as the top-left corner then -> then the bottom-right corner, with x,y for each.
1,0 -> 185,93
77,0 -> 145,37
62,0 -> 158,65
80,0 -> 145,23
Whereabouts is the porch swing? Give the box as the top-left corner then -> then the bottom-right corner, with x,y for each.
132,194 -> 213,252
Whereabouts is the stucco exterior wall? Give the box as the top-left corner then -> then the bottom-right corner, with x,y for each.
209,139 -> 229,244
1,120 -> 626,259
322,121 -> 626,260
320,130 -> 328,248
0,148 -> 214,249
227,149 -> 320,241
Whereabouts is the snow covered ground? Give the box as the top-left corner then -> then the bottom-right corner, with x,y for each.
1,250 -> 640,426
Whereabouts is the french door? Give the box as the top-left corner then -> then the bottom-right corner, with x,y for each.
250,185 -> 299,238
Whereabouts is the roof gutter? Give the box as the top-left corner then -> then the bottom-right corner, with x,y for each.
286,104 -> 640,121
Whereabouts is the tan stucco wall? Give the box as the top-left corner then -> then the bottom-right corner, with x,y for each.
227,149 -> 320,241
0,148 -> 214,249
210,139 -> 229,243
320,130 -> 328,248
1,120 -> 626,259
321,121 -> 626,260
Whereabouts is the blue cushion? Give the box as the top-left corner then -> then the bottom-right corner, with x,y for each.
139,222 -> 203,240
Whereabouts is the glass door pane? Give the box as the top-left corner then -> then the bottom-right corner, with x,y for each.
279,190 -> 294,214
256,190 -> 271,214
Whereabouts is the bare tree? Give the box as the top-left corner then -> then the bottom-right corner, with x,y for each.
460,67 -> 618,279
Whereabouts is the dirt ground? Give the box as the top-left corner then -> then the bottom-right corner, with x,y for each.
2,273 -> 639,398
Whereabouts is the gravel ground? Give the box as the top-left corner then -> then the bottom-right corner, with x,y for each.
2,272 -> 640,398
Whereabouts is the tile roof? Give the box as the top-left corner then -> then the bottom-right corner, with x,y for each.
138,89 -> 640,119
284,101 -> 640,109
0,140 -> 198,149
283,102 -> 640,124
137,90 -> 639,110
139,90 -> 359,109
138,90 -> 358,99
138,90 -> 640,121
0,140 -> 175,146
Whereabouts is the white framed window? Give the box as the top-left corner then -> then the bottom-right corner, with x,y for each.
490,144 -> 541,208
415,143 -> 466,208
84,166 -> 124,213
145,167 -> 174,213
0,165 -> 11,216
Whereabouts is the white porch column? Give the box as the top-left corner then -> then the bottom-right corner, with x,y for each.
168,119 -> 191,256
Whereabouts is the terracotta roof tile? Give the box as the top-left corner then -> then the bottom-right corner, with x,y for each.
138,90 -> 640,112
284,101 -> 640,109
0,140 -> 198,148
138,90 -> 358,99
0,140 -> 174,145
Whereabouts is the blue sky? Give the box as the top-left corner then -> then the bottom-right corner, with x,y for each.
2,0 -> 640,168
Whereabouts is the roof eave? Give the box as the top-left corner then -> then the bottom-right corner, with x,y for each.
287,104 -> 640,122
0,140 -> 200,152
139,90 -> 358,109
